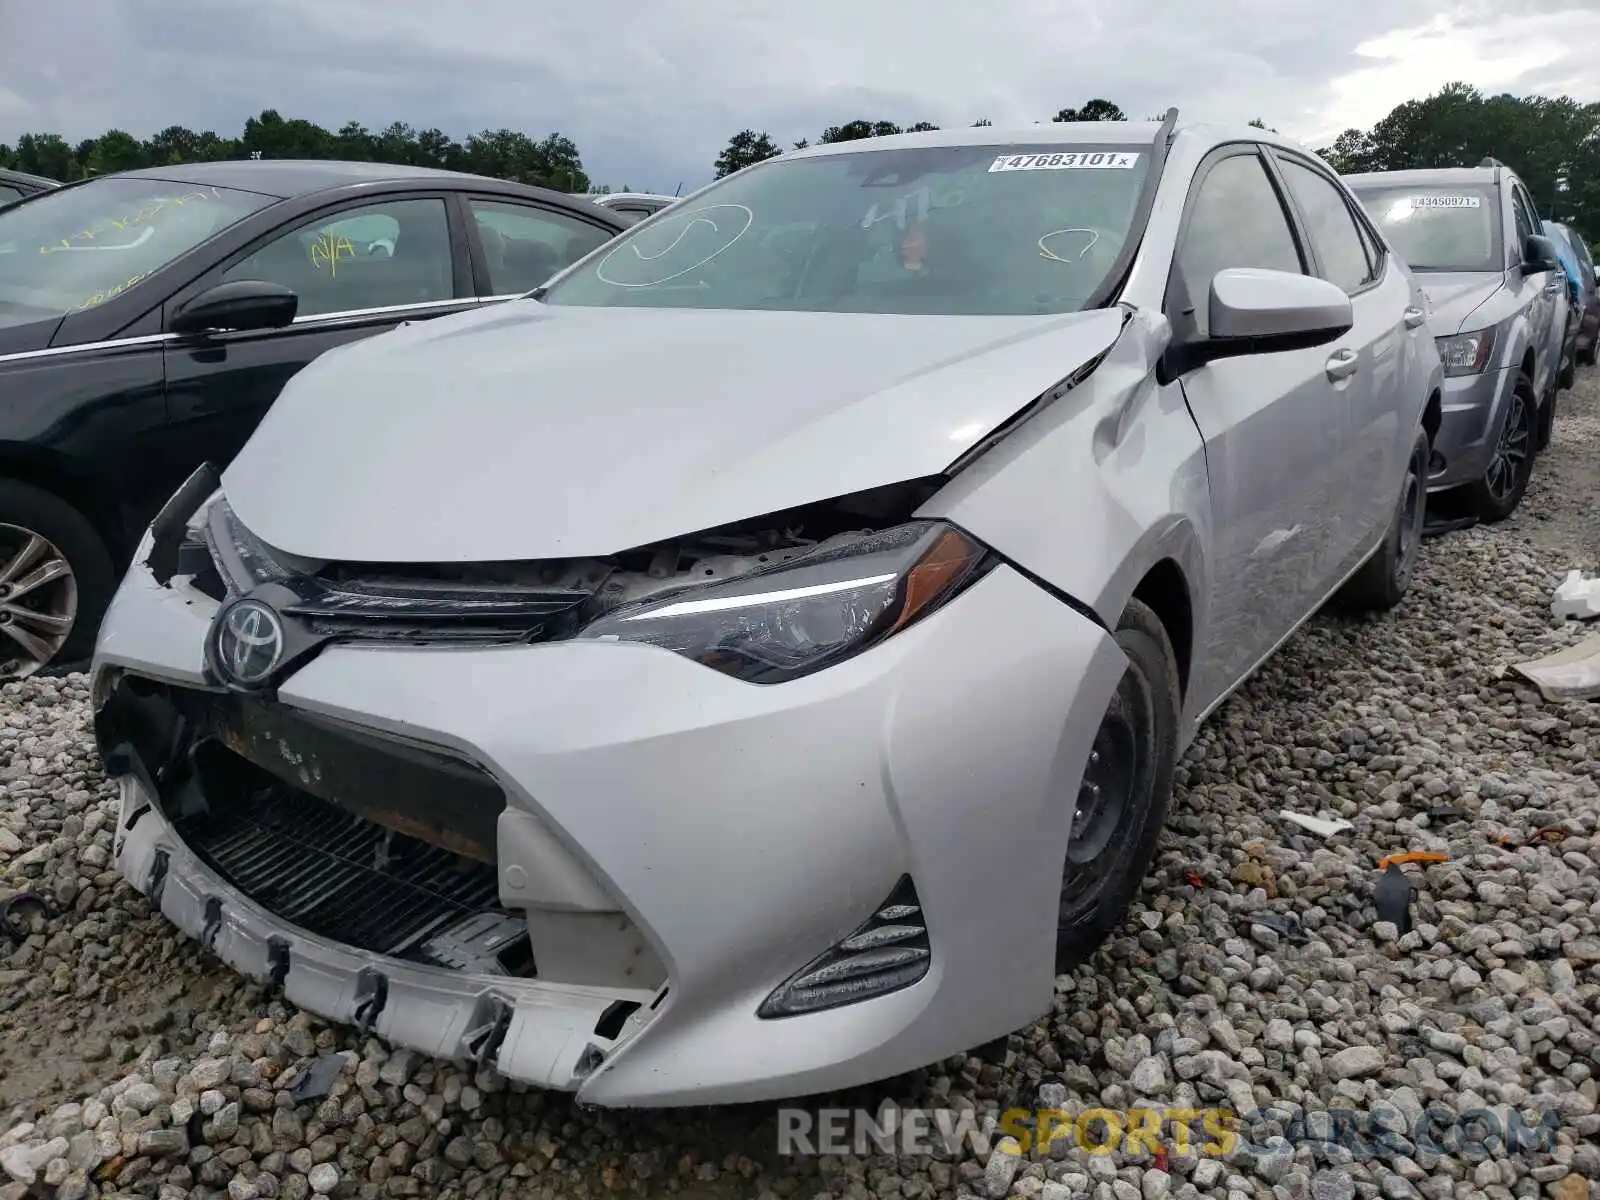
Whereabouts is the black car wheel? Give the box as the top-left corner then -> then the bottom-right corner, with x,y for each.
1339,427 -> 1429,611
1056,598 -> 1180,969
1463,376 -> 1537,523
0,481 -> 115,678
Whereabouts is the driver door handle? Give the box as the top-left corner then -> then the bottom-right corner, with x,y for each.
1326,348 -> 1359,381
1403,306 -> 1426,329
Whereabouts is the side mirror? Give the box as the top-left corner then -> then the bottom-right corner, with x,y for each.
1521,234 -> 1562,275
1166,269 -> 1353,375
170,279 -> 298,335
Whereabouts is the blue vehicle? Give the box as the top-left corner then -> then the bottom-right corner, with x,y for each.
1544,219 -> 1600,366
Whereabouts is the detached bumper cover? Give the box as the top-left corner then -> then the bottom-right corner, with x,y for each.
94,534 -> 1125,1106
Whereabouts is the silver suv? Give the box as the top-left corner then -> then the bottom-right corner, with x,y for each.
1345,161 -> 1568,521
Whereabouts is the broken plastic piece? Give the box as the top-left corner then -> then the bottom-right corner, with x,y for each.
1550,570 -> 1600,621
1525,826 -> 1570,846
1183,869 -> 1205,889
1239,910 -> 1308,945
1279,810 -> 1353,837
1377,850 -> 1450,870
1423,806 -> 1465,824
289,1052 -> 349,1102
1510,630 -> 1600,700
1373,862 -> 1413,935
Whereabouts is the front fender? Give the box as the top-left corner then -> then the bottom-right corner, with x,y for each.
919,307 -> 1211,703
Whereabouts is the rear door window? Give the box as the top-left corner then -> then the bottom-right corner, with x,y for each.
467,199 -> 615,295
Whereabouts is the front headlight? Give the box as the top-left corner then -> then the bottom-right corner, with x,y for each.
1436,327 -> 1497,377
577,521 -> 994,683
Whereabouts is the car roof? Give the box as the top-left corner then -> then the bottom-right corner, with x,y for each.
1343,167 -> 1500,188
596,192 -> 677,204
106,158 -> 580,204
775,120 -> 1337,165
0,166 -> 59,189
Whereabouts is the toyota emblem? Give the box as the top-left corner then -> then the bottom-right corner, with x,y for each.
212,598 -> 286,687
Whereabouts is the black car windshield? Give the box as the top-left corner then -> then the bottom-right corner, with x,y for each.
1351,184 -> 1501,273
540,143 -> 1152,316
0,177 -> 274,329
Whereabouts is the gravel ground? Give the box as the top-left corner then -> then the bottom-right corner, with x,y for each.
2,372 -> 1600,1200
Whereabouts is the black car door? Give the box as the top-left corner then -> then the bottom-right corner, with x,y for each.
160,191 -> 477,481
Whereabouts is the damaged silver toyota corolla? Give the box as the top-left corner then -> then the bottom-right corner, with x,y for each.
91,115 -> 1443,1106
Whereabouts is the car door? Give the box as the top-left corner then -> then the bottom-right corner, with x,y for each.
1269,150 -> 1416,572
160,192 -> 476,479
1165,145 -> 1352,713
460,196 -> 619,299
1508,182 -> 1560,395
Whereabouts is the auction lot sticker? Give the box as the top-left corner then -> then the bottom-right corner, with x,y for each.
989,152 -> 1140,172
1412,194 -> 1481,208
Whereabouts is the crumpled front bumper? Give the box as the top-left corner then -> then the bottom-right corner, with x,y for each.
113,775 -> 640,1088
93,527 -> 1125,1106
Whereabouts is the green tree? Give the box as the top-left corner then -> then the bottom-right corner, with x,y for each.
1054,99 -> 1126,122
819,120 -> 903,143
714,129 -> 781,178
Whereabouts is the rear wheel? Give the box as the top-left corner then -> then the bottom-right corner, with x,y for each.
1462,377 -> 1536,523
1055,598 -> 1180,969
0,481 -> 116,679
1339,428 -> 1429,611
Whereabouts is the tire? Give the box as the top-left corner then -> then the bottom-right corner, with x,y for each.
0,480 -> 116,679
1055,597 -> 1181,969
1338,428 -> 1428,612
1461,376 -> 1537,523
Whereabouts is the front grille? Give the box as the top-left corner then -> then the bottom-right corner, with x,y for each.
175,776 -> 508,962
202,498 -> 594,645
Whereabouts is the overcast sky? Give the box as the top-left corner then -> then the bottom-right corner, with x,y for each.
2,0 -> 1597,193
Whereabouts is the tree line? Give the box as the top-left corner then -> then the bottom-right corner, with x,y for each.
5,85 -> 1595,242
0,109 -> 595,193
715,85 -> 1600,242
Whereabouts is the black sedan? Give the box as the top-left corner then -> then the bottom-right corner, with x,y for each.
0,160 -> 631,677
0,167 -> 58,207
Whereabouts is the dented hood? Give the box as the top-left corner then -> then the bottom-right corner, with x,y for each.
222,300 -> 1126,563
1416,271 -> 1505,336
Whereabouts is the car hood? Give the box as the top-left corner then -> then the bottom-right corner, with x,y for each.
222,300 -> 1128,563
1416,272 -> 1505,335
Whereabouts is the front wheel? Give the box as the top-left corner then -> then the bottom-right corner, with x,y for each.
1462,377 -> 1537,523
1338,428 -> 1428,612
0,480 -> 116,679
1055,598 -> 1180,969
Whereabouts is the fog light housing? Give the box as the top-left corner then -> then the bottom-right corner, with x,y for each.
757,876 -> 929,1018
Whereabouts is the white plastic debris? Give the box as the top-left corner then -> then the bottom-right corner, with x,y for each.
1510,631 -> 1600,701
1278,811 -> 1354,838
1551,569 -> 1600,620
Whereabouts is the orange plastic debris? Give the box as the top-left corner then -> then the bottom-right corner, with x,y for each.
1377,850 -> 1451,870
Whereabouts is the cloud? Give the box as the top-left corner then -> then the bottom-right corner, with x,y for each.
2,0 -> 1597,190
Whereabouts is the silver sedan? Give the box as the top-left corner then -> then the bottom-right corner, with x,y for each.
92,114 -> 1442,1106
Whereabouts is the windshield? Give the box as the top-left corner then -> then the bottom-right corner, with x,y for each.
1350,184 -> 1501,274
0,177 -> 274,329
541,143 -> 1152,316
